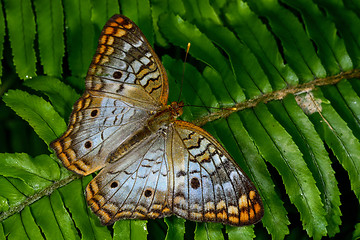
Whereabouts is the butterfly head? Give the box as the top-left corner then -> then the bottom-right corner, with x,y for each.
170,101 -> 184,118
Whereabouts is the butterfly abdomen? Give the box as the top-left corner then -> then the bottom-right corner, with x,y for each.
107,126 -> 152,163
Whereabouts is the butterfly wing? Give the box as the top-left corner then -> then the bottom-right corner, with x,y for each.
50,95 -> 152,175
168,120 -> 264,226
50,15 -> 169,175
85,132 -> 171,225
87,15 -> 168,107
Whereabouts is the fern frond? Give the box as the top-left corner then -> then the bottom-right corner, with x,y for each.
0,0 -> 359,239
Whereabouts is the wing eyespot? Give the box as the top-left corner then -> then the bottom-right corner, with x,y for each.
190,177 -> 200,189
90,109 -> 99,117
144,189 -> 153,197
84,141 -> 92,149
113,71 -> 122,79
110,181 -> 119,188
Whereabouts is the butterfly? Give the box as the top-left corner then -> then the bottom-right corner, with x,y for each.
50,14 -> 264,226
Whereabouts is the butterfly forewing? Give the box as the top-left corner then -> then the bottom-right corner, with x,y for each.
86,15 -> 168,108
50,14 -> 264,227
50,94 -> 151,175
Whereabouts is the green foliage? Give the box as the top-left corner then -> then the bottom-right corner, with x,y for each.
0,0 -> 359,239
164,216 -> 185,240
3,90 -> 67,145
3,0 -> 37,80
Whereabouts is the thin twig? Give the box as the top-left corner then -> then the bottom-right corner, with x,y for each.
193,69 -> 360,126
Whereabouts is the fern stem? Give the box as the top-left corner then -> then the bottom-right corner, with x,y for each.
193,69 -> 360,126
0,174 -> 80,222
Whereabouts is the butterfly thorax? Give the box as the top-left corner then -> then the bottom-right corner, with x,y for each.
170,101 -> 184,118
147,101 -> 184,129
108,101 -> 184,163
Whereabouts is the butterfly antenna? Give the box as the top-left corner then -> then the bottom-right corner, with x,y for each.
177,43 -> 191,103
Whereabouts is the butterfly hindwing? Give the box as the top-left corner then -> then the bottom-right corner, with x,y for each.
85,132 -> 171,225
169,120 -> 264,226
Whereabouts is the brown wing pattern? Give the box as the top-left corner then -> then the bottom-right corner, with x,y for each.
168,120 -> 264,226
86,15 -> 168,108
